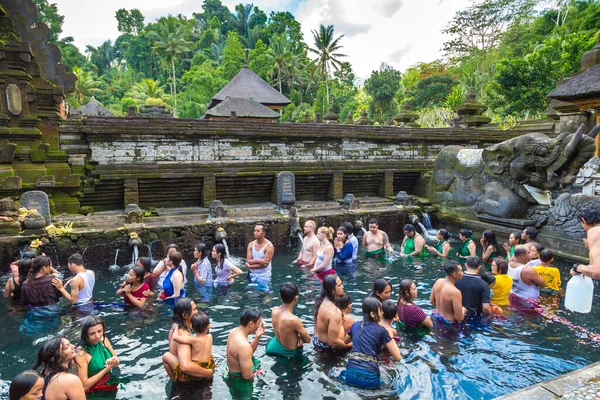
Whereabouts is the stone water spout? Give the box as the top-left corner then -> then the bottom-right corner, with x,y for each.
128,232 -> 143,264
288,206 -> 302,241
215,227 -> 231,258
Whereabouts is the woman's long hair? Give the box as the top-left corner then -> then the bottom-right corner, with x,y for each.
398,279 -> 414,304
33,336 -> 71,375
9,370 -> 41,400
313,274 -> 339,322
482,230 -> 500,254
213,244 -> 226,272
370,278 -> 390,301
80,315 -> 106,347
27,256 -> 51,287
173,298 -> 194,330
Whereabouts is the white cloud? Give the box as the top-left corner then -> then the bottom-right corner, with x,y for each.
53,0 -> 471,79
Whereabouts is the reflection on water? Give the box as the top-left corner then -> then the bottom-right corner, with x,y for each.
0,243 -> 599,399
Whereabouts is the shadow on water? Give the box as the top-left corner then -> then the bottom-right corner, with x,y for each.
0,240 -> 599,399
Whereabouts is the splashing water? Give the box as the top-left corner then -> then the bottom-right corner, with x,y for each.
221,238 -> 231,259
422,212 -> 433,230
361,227 -> 367,234
297,231 -> 304,242
147,244 -> 153,261
132,245 -> 139,265
417,222 -> 438,245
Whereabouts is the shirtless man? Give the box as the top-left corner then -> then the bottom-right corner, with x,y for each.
362,218 -> 394,258
246,224 -> 275,282
400,224 -> 426,257
508,245 -> 545,302
226,308 -> 266,380
572,202 -> 600,279
430,260 -> 467,323
163,298 -> 213,381
266,282 -> 311,358
293,220 -> 320,267
313,274 -> 352,351
521,227 -> 538,252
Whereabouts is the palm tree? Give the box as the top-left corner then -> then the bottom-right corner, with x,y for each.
230,3 -> 261,48
72,66 -> 103,105
148,17 -> 193,117
309,24 -> 346,105
127,78 -> 169,106
266,34 -> 289,93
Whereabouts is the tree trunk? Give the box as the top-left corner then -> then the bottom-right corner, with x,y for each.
172,57 -> 178,118
278,67 -> 282,93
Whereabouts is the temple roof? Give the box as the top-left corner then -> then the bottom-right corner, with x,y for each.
209,65 -> 291,109
548,64 -> 600,103
204,96 -> 281,119
72,97 -> 113,116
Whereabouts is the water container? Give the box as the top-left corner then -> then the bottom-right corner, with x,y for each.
565,275 -> 594,313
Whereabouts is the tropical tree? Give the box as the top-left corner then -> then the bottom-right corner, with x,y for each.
127,78 -> 169,105
266,34 -> 289,93
230,3 -> 267,48
86,40 -> 116,75
148,17 -> 193,117
309,24 -> 346,106
71,66 -> 103,105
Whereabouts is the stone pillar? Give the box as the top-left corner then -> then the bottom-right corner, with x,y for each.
329,172 -> 343,200
202,174 -> 216,207
379,171 -> 394,197
124,178 -> 139,207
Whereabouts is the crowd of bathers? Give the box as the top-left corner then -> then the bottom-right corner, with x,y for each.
5,202 -> 600,398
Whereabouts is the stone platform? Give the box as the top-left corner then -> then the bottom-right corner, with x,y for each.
497,361 -> 600,399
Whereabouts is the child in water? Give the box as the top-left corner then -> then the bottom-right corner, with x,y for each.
481,272 -> 503,315
379,300 -> 398,340
336,293 -> 356,336
533,249 -> 563,295
163,312 -> 215,381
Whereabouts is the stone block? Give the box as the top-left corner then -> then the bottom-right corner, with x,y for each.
62,175 -> 81,188
2,176 -> 21,190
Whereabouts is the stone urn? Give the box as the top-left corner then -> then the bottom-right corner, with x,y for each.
23,213 -> 46,229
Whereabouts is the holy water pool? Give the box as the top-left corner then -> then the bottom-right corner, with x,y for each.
0,244 -> 599,400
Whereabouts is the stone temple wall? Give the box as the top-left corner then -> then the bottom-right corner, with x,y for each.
59,117 -> 523,212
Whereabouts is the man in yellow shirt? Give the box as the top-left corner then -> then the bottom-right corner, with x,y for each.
533,249 -> 562,294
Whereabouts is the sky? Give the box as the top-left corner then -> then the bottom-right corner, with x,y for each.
53,0 -> 474,80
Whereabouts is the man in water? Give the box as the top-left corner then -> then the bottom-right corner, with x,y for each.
362,218 -> 394,258
293,220 -> 319,267
572,202 -> 600,279
508,245 -> 545,303
246,224 -> 274,283
430,260 -> 467,323
400,224 -> 426,257
342,222 -> 359,263
521,227 -> 538,252
52,253 -> 95,310
454,257 -> 491,318
313,274 -> 352,351
226,308 -> 265,379
266,282 -> 311,358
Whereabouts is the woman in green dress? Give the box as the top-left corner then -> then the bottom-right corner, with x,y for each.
75,316 -> 120,394
426,229 -> 451,257
456,229 -> 476,259
480,230 -> 501,268
503,231 -> 521,262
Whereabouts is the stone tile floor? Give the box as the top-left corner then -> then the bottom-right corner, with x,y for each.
560,380 -> 600,399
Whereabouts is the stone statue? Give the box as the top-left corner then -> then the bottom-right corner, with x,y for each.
427,124 -> 599,218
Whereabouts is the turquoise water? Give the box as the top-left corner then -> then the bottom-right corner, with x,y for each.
1,242 -> 599,399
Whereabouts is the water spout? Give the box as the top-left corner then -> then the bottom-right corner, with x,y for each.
297,231 -> 304,242
147,244 -> 152,261
221,238 -> 231,259
422,212 -> 433,230
417,222 -> 438,245
81,247 -> 88,258
361,227 -> 367,234
132,245 -> 139,264
114,249 -> 120,266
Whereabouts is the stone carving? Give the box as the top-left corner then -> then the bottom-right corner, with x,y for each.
128,231 -> 143,247
124,203 -> 142,224
0,139 -> 17,163
394,191 -> 413,206
209,200 -> 227,218
277,172 -> 296,211
29,140 -> 50,163
215,227 -> 228,241
342,193 -> 361,210
528,193 -> 598,237
6,84 -> 22,116
288,206 -> 301,236
0,198 -> 18,213
20,190 -> 51,224
427,124 -> 600,218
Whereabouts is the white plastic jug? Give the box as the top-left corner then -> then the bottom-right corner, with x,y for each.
565,275 -> 594,313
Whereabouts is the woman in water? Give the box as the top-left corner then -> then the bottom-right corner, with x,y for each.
34,336 -> 85,400
192,243 -> 213,301
480,230 -> 500,268
425,229 -> 451,257
370,278 -> 392,303
4,258 -> 32,302
490,257 -> 512,307
158,251 -> 186,304
310,226 -> 336,280
21,256 -> 62,307
75,316 -> 120,393
397,279 -> 433,328
9,370 -> 43,400
333,226 -> 354,269
456,229 -> 476,259
341,297 -> 401,388
116,266 -> 149,307
503,231 -> 521,262
136,257 -> 156,295
213,243 -> 244,285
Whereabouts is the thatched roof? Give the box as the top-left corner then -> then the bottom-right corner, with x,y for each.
549,64 -> 600,102
209,66 -> 291,109
72,97 -> 113,116
204,97 -> 281,119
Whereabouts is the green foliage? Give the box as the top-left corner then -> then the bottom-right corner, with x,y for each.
120,97 -> 137,114
364,63 -> 402,121
115,8 -> 145,35
280,103 -> 295,122
291,103 -> 315,123
220,31 -> 245,81
309,24 -> 346,105
248,39 -> 272,81
406,62 -> 457,109
445,85 -> 467,112
416,107 -> 455,128
263,11 -> 303,44
127,79 -> 169,105
71,66 -> 103,106
33,0 -> 64,43
179,62 -> 228,118
56,39 -> 87,72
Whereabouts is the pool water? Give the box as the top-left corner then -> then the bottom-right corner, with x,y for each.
1,242 -> 600,400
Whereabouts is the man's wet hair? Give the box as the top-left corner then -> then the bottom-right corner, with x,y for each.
382,300 -> 397,320
523,227 -> 538,240
443,260 -> 461,275
240,307 -> 262,326
540,249 -> 554,263
465,256 -> 481,270
368,218 -> 378,225
279,282 -> 299,304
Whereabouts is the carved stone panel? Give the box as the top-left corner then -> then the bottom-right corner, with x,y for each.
6,84 -> 22,116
